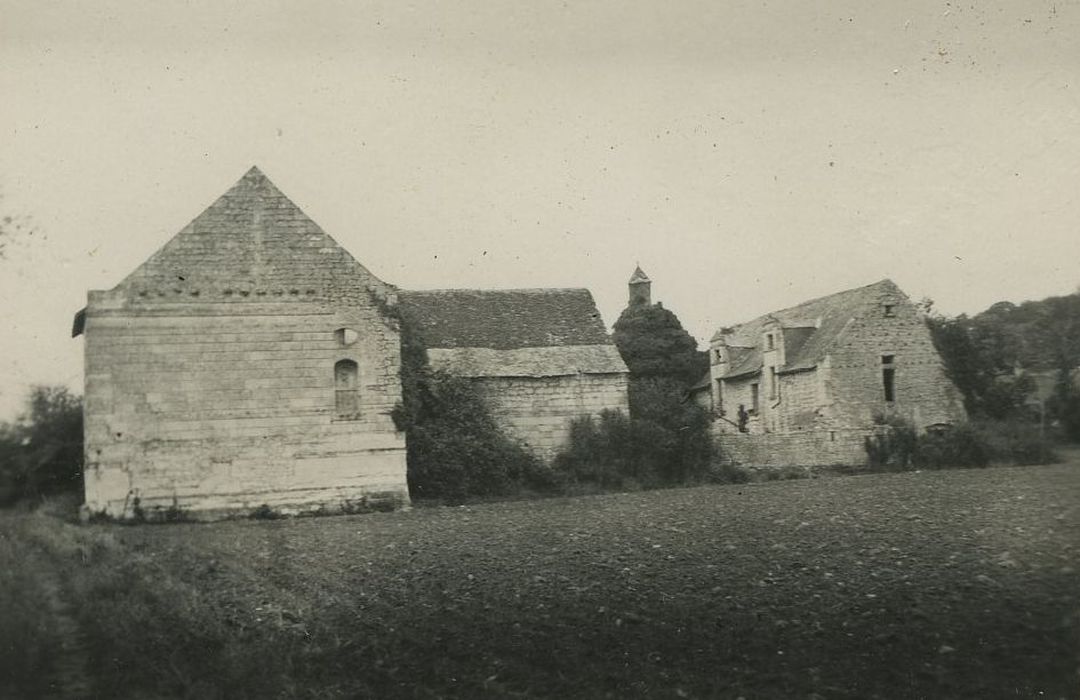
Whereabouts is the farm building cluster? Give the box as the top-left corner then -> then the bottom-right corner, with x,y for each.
73,167 -> 964,519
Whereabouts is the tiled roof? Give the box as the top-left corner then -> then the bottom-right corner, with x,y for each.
715,279 -> 903,377
113,166 -> 390,298
398,288 -> 626,377
398,288 -> 615,350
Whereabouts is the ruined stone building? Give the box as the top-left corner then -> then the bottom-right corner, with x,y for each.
72,167 -> 628,518
689,279 -> 966,467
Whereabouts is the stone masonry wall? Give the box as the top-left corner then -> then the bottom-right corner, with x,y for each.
715,370 -> 825,435
709,288 -> 964,468
825,293 -> 966,429
475,373 -> 630,458
82,293 -> 408,519
713,424 -> 870,468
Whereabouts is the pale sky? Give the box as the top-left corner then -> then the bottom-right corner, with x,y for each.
1,1 -> 1078,420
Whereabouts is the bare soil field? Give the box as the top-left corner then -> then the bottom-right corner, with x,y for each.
2,462 -> 1079,699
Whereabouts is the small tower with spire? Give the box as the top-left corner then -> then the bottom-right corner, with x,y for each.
628,265 -> 652,307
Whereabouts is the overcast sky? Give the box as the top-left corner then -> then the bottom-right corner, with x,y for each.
1,0 -> 1078,419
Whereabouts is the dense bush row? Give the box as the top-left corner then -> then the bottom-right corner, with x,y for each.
864,416 -> 1056,471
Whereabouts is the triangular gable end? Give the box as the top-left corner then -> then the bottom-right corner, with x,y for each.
113,166 -> 391,299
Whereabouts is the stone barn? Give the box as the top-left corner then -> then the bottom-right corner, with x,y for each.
72,167 -> 409,519
691,279 -> 966,467
398,289 -> 629,458
73,167 -> 628,519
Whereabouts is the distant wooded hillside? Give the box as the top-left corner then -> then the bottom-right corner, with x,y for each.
966,292 -> 1080,371
926,289 -> 1080,425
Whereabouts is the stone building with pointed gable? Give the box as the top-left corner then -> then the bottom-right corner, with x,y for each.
690,279 -> 966,467
73,168 -> 628,518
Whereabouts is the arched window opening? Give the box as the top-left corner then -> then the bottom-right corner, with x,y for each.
335,359 -> 360,420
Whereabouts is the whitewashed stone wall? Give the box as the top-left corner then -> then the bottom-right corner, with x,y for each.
474,373 -> 630,458
82,292 -> 409,519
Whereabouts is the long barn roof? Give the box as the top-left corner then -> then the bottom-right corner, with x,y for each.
398,288 -> 627,378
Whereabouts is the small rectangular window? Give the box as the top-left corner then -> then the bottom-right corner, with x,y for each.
335,360 -> 360,419
883,304 -> 896,317
883,367 -> 896,402
750,383 -> 760,413
766,334 -> 775,350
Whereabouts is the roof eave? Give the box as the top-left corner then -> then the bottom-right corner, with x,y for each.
721,368 -> 762,381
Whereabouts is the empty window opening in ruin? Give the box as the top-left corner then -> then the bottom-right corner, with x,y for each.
766,333 -> 775,350
883,303 -> 896,317
335,359 -> 360,419
750,383 -> 760,414
882,355 -> 896,402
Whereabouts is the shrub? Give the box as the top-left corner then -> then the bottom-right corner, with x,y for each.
1061,394 -> 1080,443
391,308 -> 563,503
553,404 -> 713,490
973,420 -> 1057,465
865,417 -> 1054,470
864,417 -> 919,470
705,460 -> 751,484
1050,370 -> 1080,443
916,424 -> 990,468
249,504 -> 283,520
393,369 -> 559,502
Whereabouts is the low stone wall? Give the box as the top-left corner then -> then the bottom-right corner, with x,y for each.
714,425 -> 871,468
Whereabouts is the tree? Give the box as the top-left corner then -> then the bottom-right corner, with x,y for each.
612,304 -> 708,386
925,309 -> 1033,419
1050,367 -> 1080,442
0,386 -> 84,505
576,298 -> 715,485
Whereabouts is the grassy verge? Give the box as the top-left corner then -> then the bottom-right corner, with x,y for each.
0,510 -> 62,697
